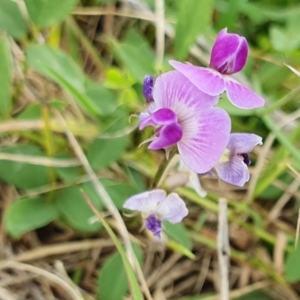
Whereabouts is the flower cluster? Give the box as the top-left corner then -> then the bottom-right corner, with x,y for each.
123,28 -> 264,238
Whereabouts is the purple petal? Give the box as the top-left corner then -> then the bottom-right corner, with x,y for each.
215,157 -> 250,187
156,193 -> 188,223
145,215 -> 162,238
143,76 -> 155,103
225,78 -> 265,109
167,63 -> 225,97
227,133 -> 262,154
210,30 -> 241,73
230,38 -> 248,74
148,122 -> 183,150
177,107 -> 231,173
123,190 -> 166,213
139,108 -> 177,130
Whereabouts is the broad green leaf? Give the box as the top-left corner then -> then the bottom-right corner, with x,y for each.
106,183 -> 140,209
216,0 -> 247,31
55,185 -> 103,232
54,153 -> 82,183
87,136 -> 129,170
104,67 -> 135,89
5,197 -> 59,238
26,44 -> 100,116
111,29 -> 155,83
0,145 -> 49,189
24,0 -> 77,28
285,240 -> 300,282
0,0 -> 28,40
97,244 -> 143,300
174,0 -> 214,60
270,25 -> 300,51
0,34 -> 12,115
163,221 -> 192,250
17,103 -> 42,120
85,80 -> 118,115
87,112 -> 130,170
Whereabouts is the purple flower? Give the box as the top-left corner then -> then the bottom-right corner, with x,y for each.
214,133 -> 262,187
139,70 -> 231,174
169,28 -> 265,109
143,76 -> 155,103
123,189 -> 188,238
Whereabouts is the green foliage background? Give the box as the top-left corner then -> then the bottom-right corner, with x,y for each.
1,0 -> 300,299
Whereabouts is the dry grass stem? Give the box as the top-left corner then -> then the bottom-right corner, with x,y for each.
0,261 -> 84,300
0,153 -> 80,167
218,198 -> 230,300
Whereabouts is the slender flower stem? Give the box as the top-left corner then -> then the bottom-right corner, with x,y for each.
151,148 -> 177,188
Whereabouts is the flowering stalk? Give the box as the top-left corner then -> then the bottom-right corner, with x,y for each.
151,147 -> 177,188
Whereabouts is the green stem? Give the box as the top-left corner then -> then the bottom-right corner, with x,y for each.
151,148 -> 177,188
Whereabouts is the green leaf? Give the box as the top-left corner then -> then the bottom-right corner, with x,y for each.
285,240 -> 300,282
97,244 -> 143,300
26,44 -> 100,116
0,0 -> 28,40
87,136 -> 129,170
111,29 -> 155,82
270,25 -> 300,51
87,112 -> 130,170
0,34 -> 12,115
174,0 -> 214,60
0,145 -> 49,189
25,0 -> 77,28
85,80 -> 119,115
5,197 -> 59,238
17,103 -> 43,120
106,183 -> 140,209
163,221 -> 192,250
55,185 -> 103,232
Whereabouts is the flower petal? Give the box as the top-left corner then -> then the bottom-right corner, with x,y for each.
210,30 -> 241,72
227,133 -> 263,154
215,157 -> 250,187
148,122 -> 183,150
230,37 -> 248,74
145,215 -> 162,238
123,189 -> 166,213
167,63 -> 225,97
156,193 -> 188,223
177,107 -> 231,173
225,78 -> 265,109
139,108 -> 177,130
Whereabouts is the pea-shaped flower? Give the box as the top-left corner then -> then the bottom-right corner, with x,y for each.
214,133 -> 262,186
139,70 -> 231,174
169,28 -> 265,109
123,189 -> 188,238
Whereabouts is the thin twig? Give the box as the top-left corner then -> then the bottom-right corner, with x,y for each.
0,261 -> 84,300
54,111 -> 152,300
218,198 -> 230,300
81,190 -> 153,300
54,111 -> 135,265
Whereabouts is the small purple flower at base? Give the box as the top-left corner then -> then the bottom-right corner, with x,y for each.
143,76 -> 155,103
214,133 -> 262,187
123,189 -> 188,238
169,28 -> 265,109
145,215 -> 162,238
139,70 -> 231,174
